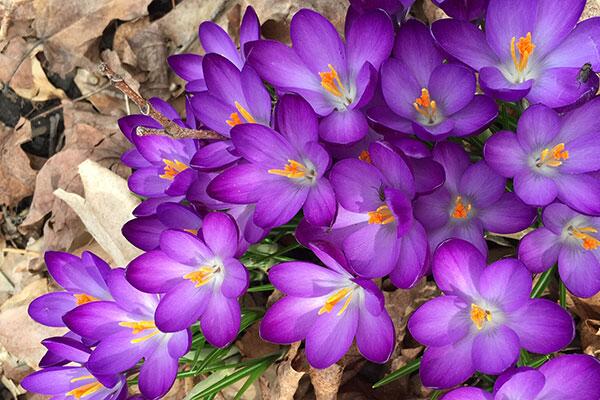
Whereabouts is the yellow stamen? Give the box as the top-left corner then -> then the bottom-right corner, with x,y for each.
73,293 -> 99,306
184,228 -> 199,235
268,159 -> 310,179
413,88 -> 437,123
131,330 -> 160,344
319,64 -> 347,98
510,32 -> 535,73
570,226 -> 600,251
470,304 -> 492,330
226,101 -> 256,127
119,320 -> 156,335
159,159 -> 189,180
183,266 -> 215,288
66,380 -> 103,399
536,143 -> 569,168
318,288 -> 353,316
451,196 -> 472,219
368,205 -> 395,225
358,150 -> 372,163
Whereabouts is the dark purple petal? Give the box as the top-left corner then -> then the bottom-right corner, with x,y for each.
518,228 -> 561,273
191,92 -> 235,137
367,105 -> 414,134
122,215 -> 164,251
241,64 -> 272,124
128,168 -> 169,197
41,336 -> 90,364
200,295 -> 241,347
408,157 -> 445,195
240,6 -> 260,50
408,295 -> 470,347
346,10 -> 393,76
432,141 -> 470,193
356,307 -> 394,364
414,187 -> 452,230
428,64 -> 475,115
449,95 -> 498,137
318,109 -> 369,144
45,251 -> 110,298
370,141 -> 415,197
207,163 -> 273,204
309,241 -> 355,276
159,230 -> 213,266
276,94 -> 318,147
63,301 -> 128,340
412,119 -> 455,142
479,67 -> 533,102
167,54 -> 203,81
390,221 -> 429,289
191,140 -> 239,171
21,366 -> 90,395
420,336 -> 475,389
253,181 -> 309,228
118,115 -> 161,142
479,193 -> 536,234
260,296 -> 322,343
433,239 -> 485,300
87,331 -> 151,375
231,123 -> 296,168
199,22 -> 243,69
304,179 -> 336,226
28,292 -> 76,327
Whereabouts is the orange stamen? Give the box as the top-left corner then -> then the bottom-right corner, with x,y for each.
413,88 -> 437,123
536,143 -> 568,168
183,266 -> 215,288
318,288 -> 353,316
358,150 -> 372,163
570,226 -> 600,251
159,159 -> 189,180
510,32 -> 535,73
119,320 -> 156,335
319,64 -> 347,98
451,196 -> 472,219
470,304 -> 492,330
268,159 -> 310,179
226,101 -> 256,127
67,376 -> 103,399
368,205 -> 395,225
73,293 -> 99,306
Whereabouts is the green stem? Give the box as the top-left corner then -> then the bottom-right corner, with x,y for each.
372,358 -> 421,388
559,280 -> 567,308
530,265 -> 556,298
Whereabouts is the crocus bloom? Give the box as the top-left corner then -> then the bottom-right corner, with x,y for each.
63,268 -> 190,399
127,212 -> 248,347
432,0 -> 600,108
414,141 -> 535,256
484,101 -> 600,215
207,95 -> 336,228
347,0 -> 414,25
370,20 -> 498,141
441,354 -> 600,400
248,9 -> 393,143
28,251 -> 113,328
519,203 -> 600,298
260,241 -> 395,368
167,6 -> 260,92
119,98 -> 202,216
190,53 -> 272,170
432,0 -> 488,21
408,239 -> 574,388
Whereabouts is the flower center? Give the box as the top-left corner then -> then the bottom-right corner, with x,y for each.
318,287 -> 353,316
413,88 -> 437,124
268,159 -> 314,180
535,143 -> 569,168
159,159 -> 189,180
184,266 -> 218,287
510,32 -> 535,74
568,226 -> 600,250
470,304 -> 492,330
73,293 -> 99,306
451,196 -> 472,219
67,375 -> 104,399
358,150 -> 372,163
368,205 -> 395,225
119,320 -> 159,343
226,101 -> 256,127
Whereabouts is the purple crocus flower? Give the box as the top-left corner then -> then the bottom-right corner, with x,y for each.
432,0 -> 488,21
484,100 -> 600,215
28,251 -> 113,328
441,354 -> 600,400
190,53 -> 272,171
207,95 -> 336,228
369,20 -> 498,141
408,239 -> 574,388
519,202 -> 600,298
347,0 -> 414,25
126,212 -> 248,347
260,241 -> 395,369
167,6 -> 260,92
414,141 -> 536,256
248,9 -> 394,144
432,0 -> 600,108
63,268 -> 191,399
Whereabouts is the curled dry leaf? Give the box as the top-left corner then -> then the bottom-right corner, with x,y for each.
10,49 -> 67,101
580,319 -> 600,357
310,363 -> 344,400
0,118 -> 36,207
54,159 -> 142,267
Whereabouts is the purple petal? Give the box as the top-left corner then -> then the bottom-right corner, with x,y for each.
41,336 -> 90,364
122,216 -> 164,251
390,221 -> 429,289
155,281 -> 210,332
533,0 -> 586,57
128,168 -> 170,197
28,292 -> 76,327
432,239 -> 485,300
309,241 -> 354,276
87,331 -> 150,375
253,181 -> 309,228
260,296 -> 322,343
318,109 -> 369,144
167,54 -> 203,81
241,64 -> 272,124
165,168 -> 195,196
483,131 -> 527,178
356,307 -> 394,364
442,388 -> 492,400
514,170 -> 558,206
344,223 -> 400,278
346,10 -> 393,76
381,58 -> 423,119
428,64 -> 475,115
126,250 -> 191,294
544,17 -> 600,70
516,104 -> 561,150
304,179 -> 336,226
200,295 -> 241,347
276,94 -> 318,147
221,258 -> 249,298
191,140 -> 239,171
472,325 -> 520,375
495,369 -> 545,399
431,19 -> 498,70
507,299 -> 575,354
479,193 -> 536,234
528,67 -> 599,109
231,123 -> 296,168
269,261 -> 344,297
138,344 -> 179,400
305,305 -> 359,368
459,161 -> 505,207
420,336 -> 475,389
367,105 -> 413,133
21,366 -> 89,395
202,212 -> 239,259
199,22 -> 242,69
479,66 -> 533,102
413,187 -> 452,230
408,157 -> 445,195
412,119 -> 455,142
240,6 -> 260,49
207,163 -> 273,204
370,141 -> 415,197
558,246 -> 600,298
330,158 -> 383,213
63,301 -> 128,340
191,92 -> 235,137
449,95 -> 498,137
537,354 -> 600,400
159,230 -> 213,266
560,132 -> 600,174
479,259 -> 532,312
408,295 -> 470,347
518,228 -> 561,273
485,0 -> 536,61
555,173 -> 600,215
432,141 -> 470,193
45,251 -> 110,298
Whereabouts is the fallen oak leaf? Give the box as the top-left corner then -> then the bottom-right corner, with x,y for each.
0,118 -> 36,207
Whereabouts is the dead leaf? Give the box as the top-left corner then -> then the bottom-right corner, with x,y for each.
11,49 -> 67,101
580,319 -> 600,357
32,0 -> 153,76
310,364 -> 344,400
0,118 -> 36,207
54,159 -> 142,266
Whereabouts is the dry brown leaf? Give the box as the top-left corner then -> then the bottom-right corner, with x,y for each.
580,319 -> 600,357
0,0 -> 35,44
11,49 -> 67,101
0,118 -> 36,207
310,364 -> 344,400
21,102 -> 130,251
32,0 -> 153,76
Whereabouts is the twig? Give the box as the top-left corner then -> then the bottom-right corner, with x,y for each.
97,63 -> 225,140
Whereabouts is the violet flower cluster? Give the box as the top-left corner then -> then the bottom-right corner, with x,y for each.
23,0 -> 600,398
